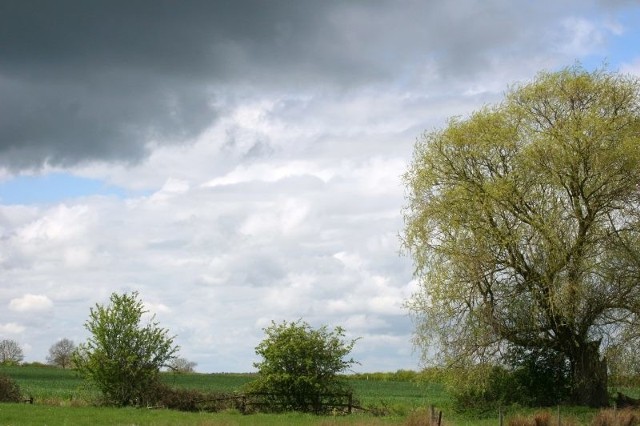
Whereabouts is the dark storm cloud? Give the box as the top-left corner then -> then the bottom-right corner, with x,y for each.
0,0 -> 612,170
0,0 -> 384,169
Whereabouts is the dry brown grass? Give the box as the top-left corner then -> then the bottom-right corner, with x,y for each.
403,407 -> 445,426
507,410 -> 579,426
508,411 -> 551,426
591,409 -> 640,426
317,420 -> 399,426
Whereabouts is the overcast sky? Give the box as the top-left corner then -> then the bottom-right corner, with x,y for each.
1,0 -> 640,373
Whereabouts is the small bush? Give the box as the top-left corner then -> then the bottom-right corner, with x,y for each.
446,365 -> 522,411
0,374 -> 22,402
73,292 -> 179,407
156,386 -> 205,411
249,320 -> 358,413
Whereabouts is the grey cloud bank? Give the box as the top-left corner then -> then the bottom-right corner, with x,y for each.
0,0 -> 639,372
0,0 -> 620,169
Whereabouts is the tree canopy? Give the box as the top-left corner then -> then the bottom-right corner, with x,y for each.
403,66 -> 640,407
248,320 -> 358,413
47,338 -> 76,369
0,339 -> 23,366
73,292 -> 179,406
168,357 -> 197,373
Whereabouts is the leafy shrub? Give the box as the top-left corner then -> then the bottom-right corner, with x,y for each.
0,374 -> 22,402
445,347 -> 571,410
445,364 -> 522,411
73,292 -> 179,406
151,383 -> 204,411
506,346 -> 571,406
246,320 -> 358,413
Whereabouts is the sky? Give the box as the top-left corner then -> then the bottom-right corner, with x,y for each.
1,0 -> 640,373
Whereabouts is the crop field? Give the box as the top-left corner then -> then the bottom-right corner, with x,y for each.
0,365 -> 444,425
0,365 -> 633,425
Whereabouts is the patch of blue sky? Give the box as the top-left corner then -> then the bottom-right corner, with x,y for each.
578,8 -> 640,72
610,10 -> 640,67
0,173 -> 131,205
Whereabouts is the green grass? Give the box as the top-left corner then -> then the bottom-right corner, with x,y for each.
0,366 -> 429,424
349,379 -> 447,413
0,365 -> 90,403
2,366 -> 444,411
0,403 -> 408,425
1,365 -> 638,425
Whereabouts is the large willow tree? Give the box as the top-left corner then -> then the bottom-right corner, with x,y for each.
403,66 -> 640,407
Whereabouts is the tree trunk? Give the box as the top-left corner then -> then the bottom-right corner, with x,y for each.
570,341 -> 608,407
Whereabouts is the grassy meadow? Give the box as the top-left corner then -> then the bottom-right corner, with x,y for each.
0,365 -> 444,425
0,365 -> 634,425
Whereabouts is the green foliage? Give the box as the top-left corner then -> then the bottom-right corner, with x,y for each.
145,381 -> 204,411
441,364 -> 514,411
73,291 -> 179,406
247,320 -> 358,413
403,65 -> 640,407
444,349 -> 571,411
506,347 -> 571,406
0,374 -> 22,402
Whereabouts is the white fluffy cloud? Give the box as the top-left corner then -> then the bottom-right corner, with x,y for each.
9,294 -> 53,312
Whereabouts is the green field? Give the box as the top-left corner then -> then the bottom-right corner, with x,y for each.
0,366 -> 446,411
0,365 -> 628,425
0,366 -> 443,425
